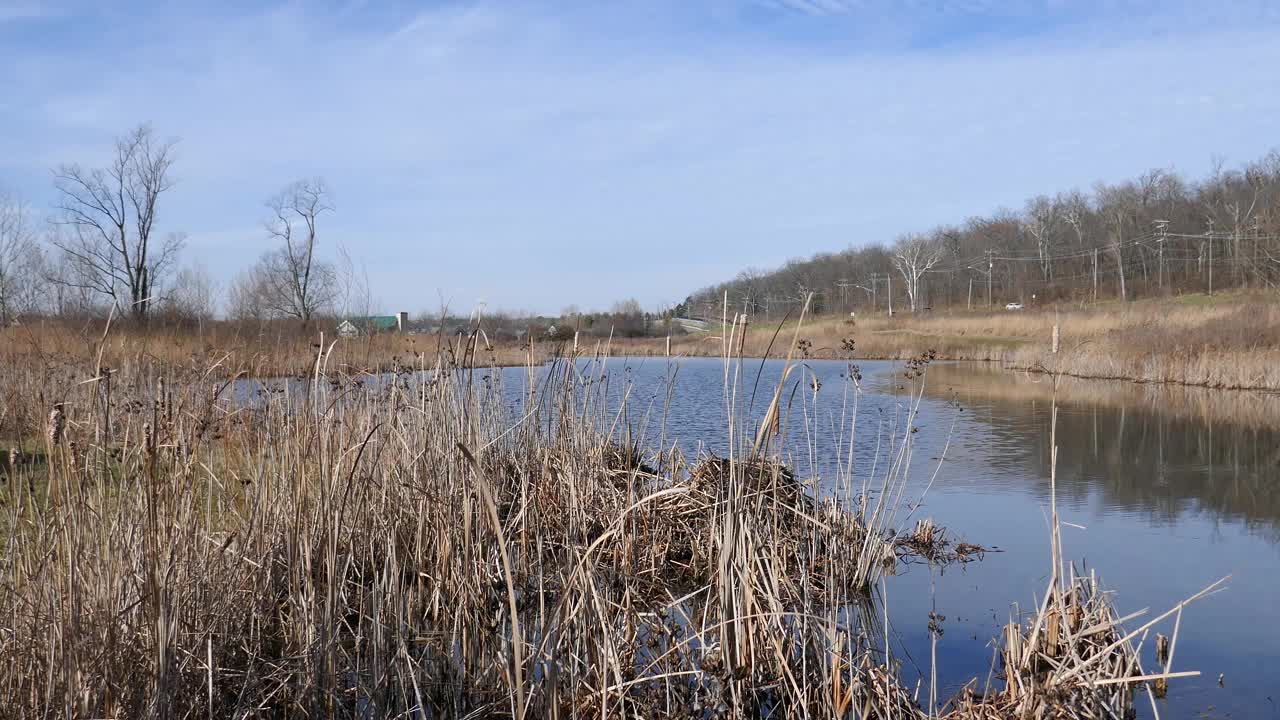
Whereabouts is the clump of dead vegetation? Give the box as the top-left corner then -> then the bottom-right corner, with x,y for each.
0,321 -> 1219,718
896,518 -> 988,567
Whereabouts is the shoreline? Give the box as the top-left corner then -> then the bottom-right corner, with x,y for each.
604,291 -> 1280,392
5,290 -> 1277,392
603,345 -> 1280,393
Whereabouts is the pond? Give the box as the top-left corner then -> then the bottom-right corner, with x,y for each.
236,355 -> 1277,716
491,355 -> 1278,720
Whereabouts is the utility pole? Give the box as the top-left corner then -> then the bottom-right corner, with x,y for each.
1092,247 -> 1098,302
1252,217 -> 1262,287
1155,219 -> 1169,290
887,274 -> 893,318
986,250 -> 994,307
967,276 -> 973,310
836,279 -> 851,315
1207,218 -> 1215,296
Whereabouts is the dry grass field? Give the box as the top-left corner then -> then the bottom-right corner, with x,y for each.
615,291 -> 1280,391
0,321 -> 543,377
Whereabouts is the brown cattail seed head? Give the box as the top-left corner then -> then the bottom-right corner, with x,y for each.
48,403 -> 66,446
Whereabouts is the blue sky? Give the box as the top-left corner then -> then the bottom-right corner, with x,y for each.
2,1 -> 1279,316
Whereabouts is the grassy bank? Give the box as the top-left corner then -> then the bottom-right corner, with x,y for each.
10,290 -> 1275,392
0,322 -> 545,379
924,362 -> 1280,433
615,291 -> 1280,391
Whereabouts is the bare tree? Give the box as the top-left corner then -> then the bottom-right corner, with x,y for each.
891,233 -> 944,312
1060,191 -> 1092,247
50,124 -> 182,323
1097,183 -> 1134,301
43,242 -> 102,319
164,263 -> 218,328
609,298 -> 646,337
1024,195 -> 1060,283
611,298 -> 643,315
336,243 -> 373,321
0,188 -> 43,323
227,265 -> 272,326
733,267 -> 767,315
261,179 -> 337,327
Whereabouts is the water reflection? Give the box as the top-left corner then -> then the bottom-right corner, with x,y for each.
921,364 -> 1280,541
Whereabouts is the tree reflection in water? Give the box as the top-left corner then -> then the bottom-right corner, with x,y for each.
921,363 -> 1280,541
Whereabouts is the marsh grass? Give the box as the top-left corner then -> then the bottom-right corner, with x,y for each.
924,362 -> 1280,433
0,314 -> 1217,718
0,321 -> 542,383
615,291 -> 1280,390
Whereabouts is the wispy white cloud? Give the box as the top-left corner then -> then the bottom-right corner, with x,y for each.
766,0 -> 852,17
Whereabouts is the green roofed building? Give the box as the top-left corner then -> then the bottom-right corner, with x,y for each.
337,312 -> 408,337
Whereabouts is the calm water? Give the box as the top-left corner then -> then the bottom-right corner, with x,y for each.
494,356 -> 1279,719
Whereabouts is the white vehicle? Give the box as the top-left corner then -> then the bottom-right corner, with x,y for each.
1005,302 -> 1024,311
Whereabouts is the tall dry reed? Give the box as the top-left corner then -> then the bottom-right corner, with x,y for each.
0,321 -> 1215,718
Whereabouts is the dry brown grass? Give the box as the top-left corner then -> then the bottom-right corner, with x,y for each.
0,322 -> 1214,718
925,362 -> 1280,432
614,291 -> 1280,390
0,322 -> 543,378
0,332 -> 922,717
1008,302 -> 1280,390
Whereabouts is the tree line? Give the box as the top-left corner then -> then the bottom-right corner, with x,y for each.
0,124 -> 365,331
680,151 -> 1280,319
0,123 -> 692,341
0,123 -> 686,341
10,124 -> 1278,336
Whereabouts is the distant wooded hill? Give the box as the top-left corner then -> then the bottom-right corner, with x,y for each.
679,151 -> 1280,319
